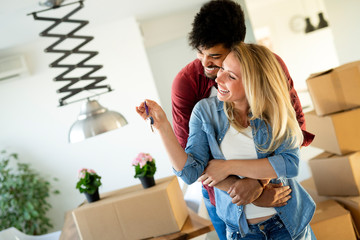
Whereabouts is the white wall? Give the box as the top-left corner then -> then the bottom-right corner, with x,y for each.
0,17 -> 173,231
139,6 -> 202,125
245,0 -> 339,93
323,0 -> 360,64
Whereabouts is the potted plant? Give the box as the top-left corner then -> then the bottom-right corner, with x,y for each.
0,150 -> 59,235
76,168 -> 102,203
132,153 -> 157,188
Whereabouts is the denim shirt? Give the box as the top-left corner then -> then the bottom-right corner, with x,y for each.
173,97 -> 315,239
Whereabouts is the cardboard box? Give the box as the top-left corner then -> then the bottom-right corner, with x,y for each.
306,61 -> 360,116
72,176 -> 188,240
309,152 -> 360,196
332,196 -> 360,238
310,200 -> 357,240
300,178 -> 329,203
305,109 -> 360,155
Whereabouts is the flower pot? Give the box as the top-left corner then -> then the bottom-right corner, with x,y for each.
84,188 -> 100,203
139,176 -> 155,189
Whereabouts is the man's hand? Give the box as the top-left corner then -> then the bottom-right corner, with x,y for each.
227,178 -> 263,206
252,183 -> 292,207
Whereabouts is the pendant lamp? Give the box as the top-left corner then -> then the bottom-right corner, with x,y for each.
68,99 -> 128,143
29,1 -> 128,143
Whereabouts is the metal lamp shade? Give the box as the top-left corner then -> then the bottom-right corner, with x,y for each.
68,99 -> 127,143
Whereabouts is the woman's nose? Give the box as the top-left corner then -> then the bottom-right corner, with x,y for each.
216,75 -> 224,85
216,69 -> 225,81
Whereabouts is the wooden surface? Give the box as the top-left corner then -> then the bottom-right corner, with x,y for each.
149,208 -> 215,240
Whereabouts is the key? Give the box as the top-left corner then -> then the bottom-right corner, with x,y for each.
149,117 -> 154,132
144,101 -> 154,132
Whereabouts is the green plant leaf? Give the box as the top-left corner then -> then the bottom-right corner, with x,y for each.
0,150 -> 60,235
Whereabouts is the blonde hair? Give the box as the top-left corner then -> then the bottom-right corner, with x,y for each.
224,43 -> 303,152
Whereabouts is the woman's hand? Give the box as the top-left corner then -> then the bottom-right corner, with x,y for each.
135,99 -> 168,131
136,99 -> 188,172
197,159 -> 229,187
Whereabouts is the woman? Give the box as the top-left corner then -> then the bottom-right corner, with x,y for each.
136,42 -> 315,239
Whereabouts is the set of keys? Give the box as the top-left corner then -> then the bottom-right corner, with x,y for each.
144,101 -> 154,132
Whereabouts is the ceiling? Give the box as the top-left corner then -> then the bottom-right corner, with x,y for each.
0,0 -> 208,50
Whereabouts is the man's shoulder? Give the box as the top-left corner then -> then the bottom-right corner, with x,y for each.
177,59 -> 204,78
172,59 -> 206,93
272,52 -> 285,66
271,52 -> 290,77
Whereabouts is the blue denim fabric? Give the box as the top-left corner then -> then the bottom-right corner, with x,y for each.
227,214 -> 291,240
202,186 -> 227,240
173,97 -> 316,239
227,215 -> 316,240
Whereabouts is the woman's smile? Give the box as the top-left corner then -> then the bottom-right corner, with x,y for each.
218,87 -> 230,95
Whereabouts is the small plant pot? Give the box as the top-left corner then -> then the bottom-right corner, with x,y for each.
139,176 -> 155,189
84,188 -> 100,203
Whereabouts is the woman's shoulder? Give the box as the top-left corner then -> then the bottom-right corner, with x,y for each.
191,97 -> 226,128
195,97 -> 222,112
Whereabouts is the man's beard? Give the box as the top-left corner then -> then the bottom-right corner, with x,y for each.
203,69 -> 217,80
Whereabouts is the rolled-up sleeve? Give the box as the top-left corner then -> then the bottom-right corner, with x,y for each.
173,101 -> 211,185
267,141 -> 300,179
173,153 -> 204,185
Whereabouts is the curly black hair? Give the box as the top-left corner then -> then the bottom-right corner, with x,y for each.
188,0 -> 246,50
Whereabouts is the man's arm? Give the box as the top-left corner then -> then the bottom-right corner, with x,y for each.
274,54 -> 315,147
214,177 -> 263,205
171,69 -> 198,149
215,177 -> 291,207
252,182 -> 292,207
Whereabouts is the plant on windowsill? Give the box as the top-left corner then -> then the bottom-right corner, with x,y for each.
0,150 -> 60,235
132,152 -> 157,189
76,168 -> 102,203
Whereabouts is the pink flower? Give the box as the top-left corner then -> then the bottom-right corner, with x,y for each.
132,153 -> 153,168
78,168 -> 97,179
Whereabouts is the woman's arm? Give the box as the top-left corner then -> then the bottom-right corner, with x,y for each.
136,100 -> 187,171
220,158 -> 277,179
199,140 -> 300,186
198,158 -> 277,187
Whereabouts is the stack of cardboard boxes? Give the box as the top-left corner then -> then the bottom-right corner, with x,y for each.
303,61 -> 360,239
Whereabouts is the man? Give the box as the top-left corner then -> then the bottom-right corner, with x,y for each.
171,0 -> 314,239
